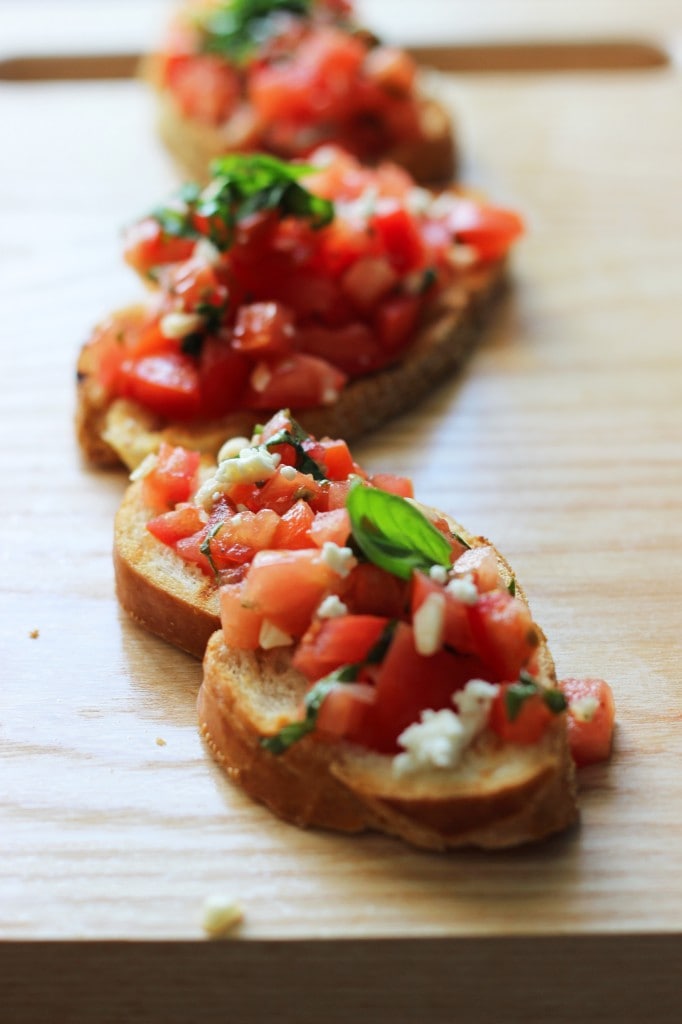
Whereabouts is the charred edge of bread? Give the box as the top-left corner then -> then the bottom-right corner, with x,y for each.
76,261 -> 508,471
145,52 -> 456,186
197,512 -> 578,850
114,479 -> 220,658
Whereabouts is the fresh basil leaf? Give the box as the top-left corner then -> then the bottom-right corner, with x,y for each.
543,688 -> 568,714
507,576 -> 517,597
200,522 -> 224,579
264,429 -> 327,481
346,482 -> 452,581
504,679 -> 539,721
200,0 -> 312,64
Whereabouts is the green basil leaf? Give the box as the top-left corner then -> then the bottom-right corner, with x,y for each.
504,679 -> 539,721
346,482 -> 452,581
200,0 -> 312,64
264,429 -> 327,481
543,688 -> 568,714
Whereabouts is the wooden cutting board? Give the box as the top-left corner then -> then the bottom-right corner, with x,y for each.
2,3 -> 682,1021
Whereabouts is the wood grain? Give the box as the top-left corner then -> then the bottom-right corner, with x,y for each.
1,3 -> 682,1021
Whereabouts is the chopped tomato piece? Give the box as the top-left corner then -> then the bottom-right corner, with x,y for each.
123,217 -> 195,275
198,337 -> 251,419
272,500 -> 315,549
166,53 -> 241,125
308,508 -> 351,548
244,548 -> 343,637
371,205 -> 425,273
220,581 -> 264,649
452,545 -> 500,593
317,438 -> 354,480
293,615 -> 390,681
315,682 -> 378,746
369,473 -> 414,499
374,294 -> 421,353
410,572 -> 475,654
254,467 -> 322,516
142,443 -> 201,511
118,352 -> 202,421
339,561 -> 408,618
451,202 -> 525,262
208,508 -> 280,570
489,684 -> 553,745
467,590 -> 539,681
244,354 -> 347,410
147,505 -> 205,546
295,323 -> 385,378
560,677 -> 615,767
232,302 -> 296,356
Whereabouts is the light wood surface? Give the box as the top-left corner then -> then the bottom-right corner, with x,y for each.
1,2 -> 682,1021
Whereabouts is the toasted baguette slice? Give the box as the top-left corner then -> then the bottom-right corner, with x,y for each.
76,262 -> 506,471
114,477 -> 220,658
151,78 -> 456,186
199,633 -> 577,850
197,506 -> 578,850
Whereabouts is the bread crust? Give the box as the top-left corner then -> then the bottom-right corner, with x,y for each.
76,262 -> 508,471
146,51 -> 456,186
196,510 -> 578,850
114,479 -> 220,658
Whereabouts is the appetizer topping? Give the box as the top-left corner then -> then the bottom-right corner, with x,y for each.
319,541 -> 356,577
559,677 -> 616,767
90,148 -> 523,424
201,895 -> 243,938
195,444 -> 281,507
393,679 -> 500,774
316,594 -> 348,618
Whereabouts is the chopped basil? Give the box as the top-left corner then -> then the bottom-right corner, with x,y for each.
265,429 -> 327,481
419,266 -> 438,294
505,672 -> 568,721
149,153 -> 333,253
507,576 -> 517,597
261,622 -> 396,754
200,522 -> 224,579
346,482 -> 453,581
200,0 -> 312,64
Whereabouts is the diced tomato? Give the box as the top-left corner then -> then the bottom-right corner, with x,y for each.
373,622 -> 489,751
467,590 -> 539,681
296,323 -> 385,378
272,499 -> 315,549
371,205 -> 425,273
363,46 -> 416,94
316,438 -> 354,481
232,302 -> 296,356
123,217 -> 195,275
118,351 -> 202,421
141,443 -> 201,511
220,581 -> 264,649
243,548 -> 343,637
166,53 -> 241,124
209,508 -> 280,569
410,572 -> 475,654
450,201 -> 525,263
374,293 -> 421,353
339,561 -> 408,618
341,256 -> 398,311
452,545 -> 501,593
369,472 -> 414,499
258,409 -> 294,443
254,466 -> 322,515
175,530 -> 213,576
308,508 -> 351,548
197,337 -> 251,419
293,615 -> 390,681
560,677 -> 616,767
315,682 -> 378,745
489,684 -> 553,745
147,505 -> 205,546
244,354 -> 347,410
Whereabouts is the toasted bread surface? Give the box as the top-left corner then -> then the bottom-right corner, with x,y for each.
76,262 -> 507,471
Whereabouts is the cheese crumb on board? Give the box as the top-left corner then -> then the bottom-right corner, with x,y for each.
201,896 -> 243,939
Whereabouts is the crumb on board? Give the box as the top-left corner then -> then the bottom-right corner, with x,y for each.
201,896 -> 244,939
155,737 -> 167,747
28,629 -> 39,639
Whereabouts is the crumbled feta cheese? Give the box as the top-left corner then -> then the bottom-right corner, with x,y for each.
280,464 -> 297,481
429,564 -> 448,585
129,451 -> 158,482
570,695 -> 599,723
316,595 -> 348,619
195,445 -> 281,509
393,679 -> 499,775
445,575 -> 479,606
193,237 -> 222,266
201,896 -> 243,939
160,311 -> 205,339
405,186 -> 432,216
320,542 -> 356,578
217,436 -> 251,462
448,244 -> 477,268
250,362 -> 272,393
258,619 -> 294,650
413,592 -> 446,656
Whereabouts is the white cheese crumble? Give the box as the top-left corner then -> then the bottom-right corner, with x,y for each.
280,464 -> 297,481
195,445 -> 281,509
129,451 -> 158,482
429,564 -> 449,585
320,542 -> 356,578
201,896 -> 243,939
217,435 -> 251,462
159,311 -> 205,339
258,619 -> 293,650
316,595 -> 348,619
393,679 -> 499,775
570,695 -> 599,723
193,237 -> 222,267
445,575 -> 479,606
413,592 -> 446,656
250,362 -> 272,393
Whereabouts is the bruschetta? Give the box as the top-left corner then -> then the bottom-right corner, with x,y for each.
112,409 -> 603,848
76,148 -> 523,470
145,0 -> 456,183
